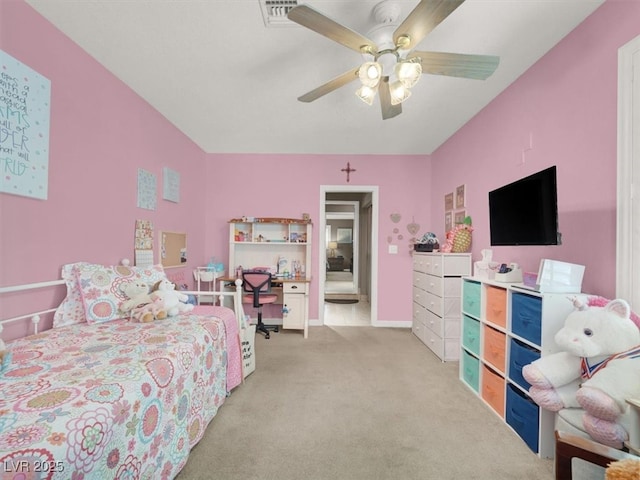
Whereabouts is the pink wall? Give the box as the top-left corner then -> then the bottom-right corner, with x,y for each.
1,1 -> 208,332
204,154 -> 430,322
431,0 -> 640,299
4,0 -> 638,333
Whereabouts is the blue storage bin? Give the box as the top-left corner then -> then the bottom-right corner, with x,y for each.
462,280 -> 481,318
509,338 -> 541,390
506,383 -> 540,453
511,292 -> 542,345
462,349 -> 480,393
462,315 -> 481,356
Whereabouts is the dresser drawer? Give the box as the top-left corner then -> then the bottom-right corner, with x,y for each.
508,338 -> 541,390
506,383 -> 540,454
462,315 -> 481,356
413,254 -> 429,273
421,328 -> 459,361
511,292 -> 542,345
483,324 -> 506,374
424,275 -> 462,297
283,282 -> 307,294
462,350 -> 480,392
413,271 -> 428,291
413,286 -> 427,308
412,315 -> 427,341
482,364 -> 505,418
425,309 -> 459,338
485,285 -> 507,328
413,301 -> 427,323
424,292 -> 461,319
462,280 -> 481,318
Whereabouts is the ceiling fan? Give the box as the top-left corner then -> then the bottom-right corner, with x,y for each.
287,0 -> 499,119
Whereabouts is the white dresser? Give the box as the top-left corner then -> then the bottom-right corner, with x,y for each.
412,252 -> 471,361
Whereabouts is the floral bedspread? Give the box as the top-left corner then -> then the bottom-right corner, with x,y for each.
0,310 -> 239,480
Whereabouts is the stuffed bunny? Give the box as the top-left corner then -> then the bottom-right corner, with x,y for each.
522,298 -> 640,448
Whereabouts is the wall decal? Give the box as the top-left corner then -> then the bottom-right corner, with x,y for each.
0,50 -> 51,200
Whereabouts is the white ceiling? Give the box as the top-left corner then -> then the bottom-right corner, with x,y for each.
25,0 -> 605,155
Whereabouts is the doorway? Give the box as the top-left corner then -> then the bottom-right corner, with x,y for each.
325,200 -> 359,298
319,185 -> 379,326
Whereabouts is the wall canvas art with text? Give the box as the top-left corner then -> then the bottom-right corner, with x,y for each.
0,50 -> 51,200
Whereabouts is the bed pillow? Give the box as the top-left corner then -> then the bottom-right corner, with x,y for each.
75,263 -> 167,324
53,262 -> 91,328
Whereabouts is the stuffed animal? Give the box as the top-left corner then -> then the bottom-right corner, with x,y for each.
522,297 -> 640,449
150,279 -> 194,317
605,458 -> 640,480
120,280 -> 167,322
130,296 -> 167,323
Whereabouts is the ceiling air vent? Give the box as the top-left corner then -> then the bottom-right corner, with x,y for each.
260,0 -> 299,28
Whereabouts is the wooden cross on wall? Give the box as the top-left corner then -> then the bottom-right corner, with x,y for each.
341,162 -> 356,183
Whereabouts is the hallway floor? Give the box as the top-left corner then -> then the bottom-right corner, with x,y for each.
323,296 -> 371,326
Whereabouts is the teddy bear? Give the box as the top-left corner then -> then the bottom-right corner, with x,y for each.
522,297 -> 640,449
150,279 -> 194,317
606,458 -> 640,480
130,296 -> 167,323
120,280 -> 167,322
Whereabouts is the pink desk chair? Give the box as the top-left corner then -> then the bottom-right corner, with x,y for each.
242,271 -> 279,339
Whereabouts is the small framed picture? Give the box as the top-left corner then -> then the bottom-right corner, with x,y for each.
455,184 -> 466,209
454,210 -> 467,225
445,211 -> 453,232
444,192 -> 454,211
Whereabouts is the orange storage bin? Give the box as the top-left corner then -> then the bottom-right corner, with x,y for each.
482,364 -> 505,418
485,285 -> 507,327
483,324 -> 506,373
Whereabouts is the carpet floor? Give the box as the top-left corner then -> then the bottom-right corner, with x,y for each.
176,326 -> 554,480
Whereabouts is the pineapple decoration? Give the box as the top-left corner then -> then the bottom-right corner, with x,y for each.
451,216 -> 473,253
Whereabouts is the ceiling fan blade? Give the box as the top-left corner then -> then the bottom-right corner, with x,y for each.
408,51 -> 500,80
288,5 -> 376,54
393,0 -> 465,50
297,66 -> 360,103
378,77 -> 402,120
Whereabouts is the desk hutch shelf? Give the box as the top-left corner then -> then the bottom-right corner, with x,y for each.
228,218 -> 312,338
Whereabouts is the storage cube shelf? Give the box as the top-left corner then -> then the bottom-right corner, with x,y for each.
412,253 -> 471,361
459,277 -> 587,458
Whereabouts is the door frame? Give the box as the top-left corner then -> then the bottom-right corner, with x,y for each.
319,185 -> 379,325
617,34 -> 640,309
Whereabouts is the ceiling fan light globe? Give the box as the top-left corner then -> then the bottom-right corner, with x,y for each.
389,80 -> 411,106
359,62 -> 382,87
395,62 -> 422,88
356,85 -> 377,106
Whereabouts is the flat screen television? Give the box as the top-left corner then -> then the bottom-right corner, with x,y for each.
488,166 -> 559,246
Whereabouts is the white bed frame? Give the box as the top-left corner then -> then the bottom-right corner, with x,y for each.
0,278 -> 246,337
